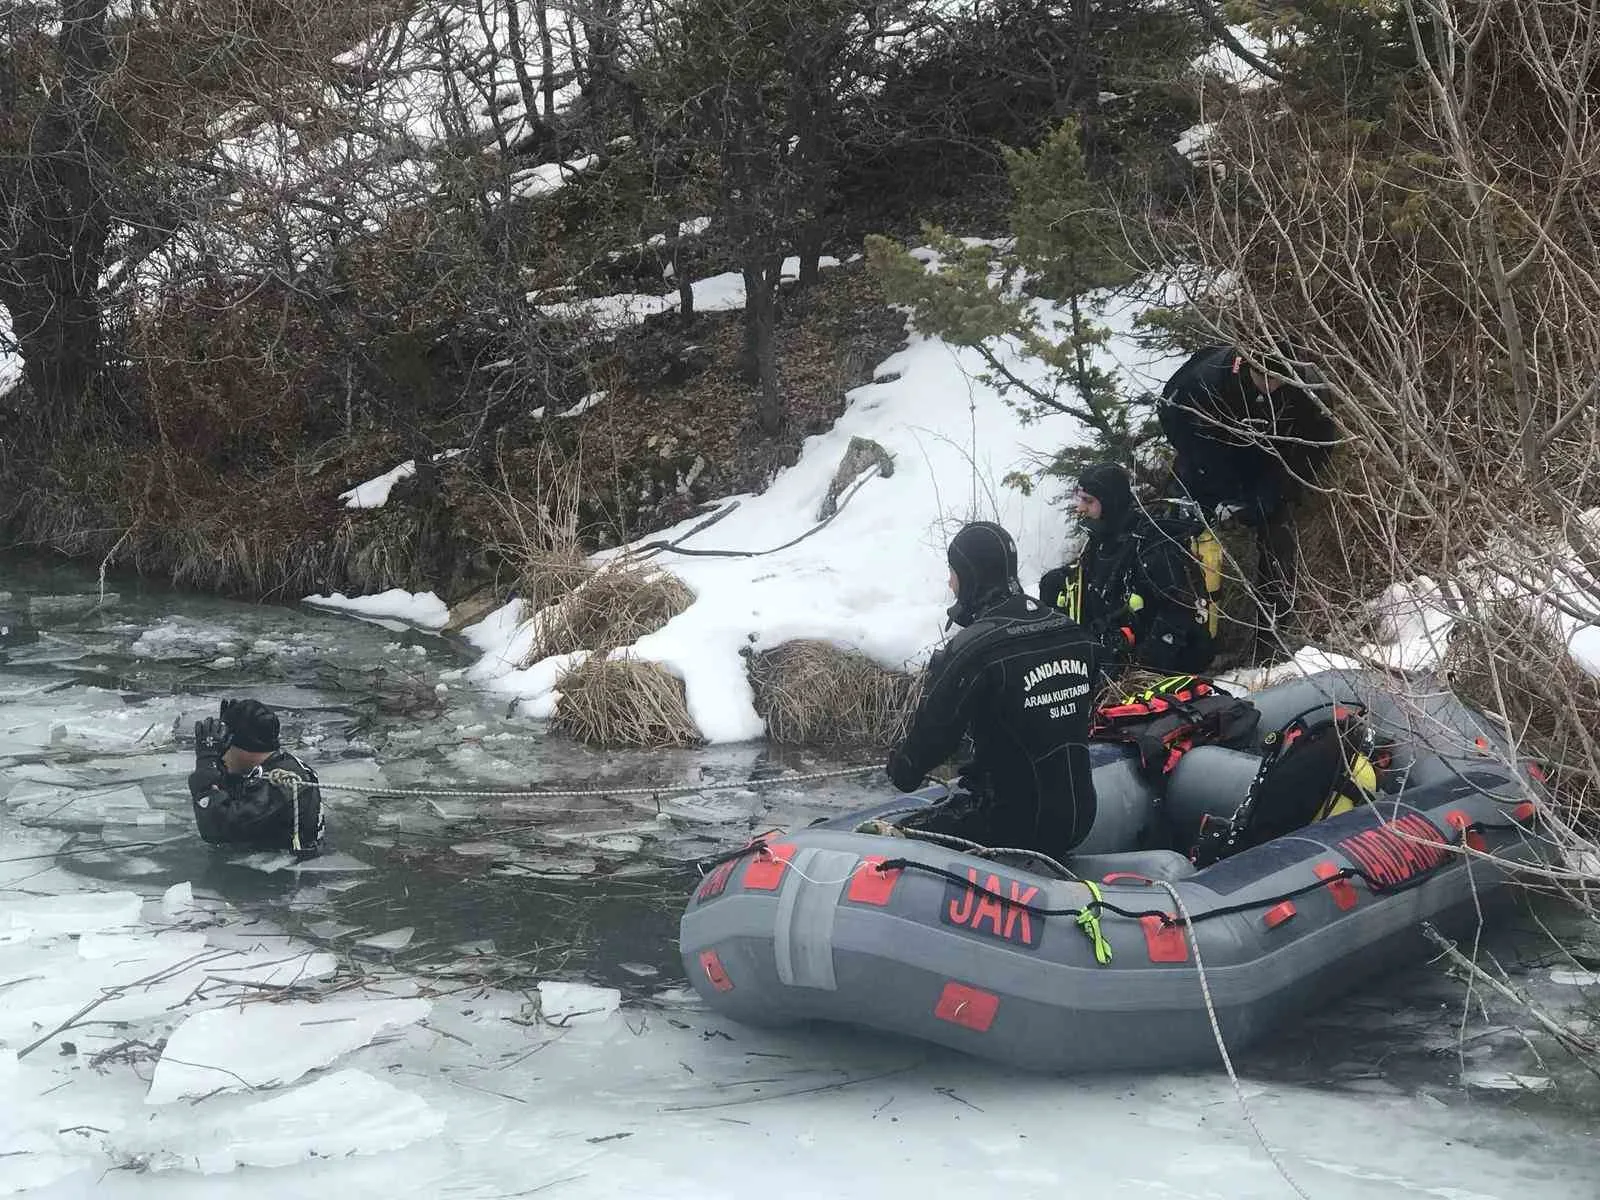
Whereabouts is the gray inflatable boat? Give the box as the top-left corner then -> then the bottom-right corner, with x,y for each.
678,672 -> 1554,1072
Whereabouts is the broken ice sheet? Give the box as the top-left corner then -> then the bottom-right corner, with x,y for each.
449,840 -> 517,857
0,1127 -> 88,1195
1462,1071 -> 1555,1092
161,881 -> 194,916
0,890 -> 143,937
27,593 -> 118,621
230,851 -> 372,875
129,1068 -> 444,1174
1549,969 -> 1600,987
356,926 -> 415,952
146,996 -> 432,1103
306,919 -> 363,939
538,981 -> 620,1025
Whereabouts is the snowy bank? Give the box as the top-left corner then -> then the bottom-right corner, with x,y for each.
0,303 -> 21,399
467,278 -> 1189,742
302,589 -> 450,632
534,254 -> 843,331
339,448 -> 464,509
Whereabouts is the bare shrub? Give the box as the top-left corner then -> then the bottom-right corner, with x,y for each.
526,560 -> 695,665
551,655 -> 702,748
478,441 -> 599,615
1149,0 -> 1600,960
747,639 -> 923,747
1443,599 -> 1600,841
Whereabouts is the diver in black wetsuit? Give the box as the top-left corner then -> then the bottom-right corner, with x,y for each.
884,521 -> 1109,860
187,698 -> 324,858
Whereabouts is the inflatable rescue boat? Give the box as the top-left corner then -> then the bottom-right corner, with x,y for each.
678,672 -> 1554,1072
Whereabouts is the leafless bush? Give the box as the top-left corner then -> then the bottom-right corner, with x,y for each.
550,654 -> 701,747
747,639 -> 922,747
1150,0 -> 1600,915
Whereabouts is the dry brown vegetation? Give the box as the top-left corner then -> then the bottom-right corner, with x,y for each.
550,655 -> 701,748
747,639 -> 923,747
526,560 -> 695,664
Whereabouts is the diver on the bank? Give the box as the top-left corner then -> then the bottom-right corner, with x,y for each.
187,698 -> 324,857
1156,340 -> 1338,655
881,521 -> 1110,862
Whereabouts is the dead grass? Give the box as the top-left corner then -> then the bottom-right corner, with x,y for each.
0,463 -> 433,602
550,655 -> 702,748
524,558 -> 694,666
516,547 -> 597,617
747,639 -> 923,748
1443,598 -> 1600,828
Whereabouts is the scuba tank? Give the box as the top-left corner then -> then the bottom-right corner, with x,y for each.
1155,497 -> 1223,638
1195,526 -> 1222,636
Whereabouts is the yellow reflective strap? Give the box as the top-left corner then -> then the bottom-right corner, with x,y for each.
1076,881 -> 1114,965
1061,562 -> 1083,622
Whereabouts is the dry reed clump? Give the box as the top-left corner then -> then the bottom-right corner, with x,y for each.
746,639 -> 923,747
0,468 -> 436,602
523,558 -> 694,666
516,545 -> 597,617
550,654 -> 702,748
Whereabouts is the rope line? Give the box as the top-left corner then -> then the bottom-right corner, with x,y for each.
1155,878 -> 1314,1199
265,763 -> 882,803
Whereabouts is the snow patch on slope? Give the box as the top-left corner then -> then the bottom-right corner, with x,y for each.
469,269 -> 1188,741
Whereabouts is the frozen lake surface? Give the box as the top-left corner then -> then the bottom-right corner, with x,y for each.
2,560 -> 1598,1198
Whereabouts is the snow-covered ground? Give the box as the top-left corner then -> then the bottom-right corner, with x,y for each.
325,244 -> 1496,741
533,255 -> 844,332
458,271 -> 1187,741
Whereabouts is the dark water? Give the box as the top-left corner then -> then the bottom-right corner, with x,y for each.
0,557 -> 894,997
3,556 -> 1598,1123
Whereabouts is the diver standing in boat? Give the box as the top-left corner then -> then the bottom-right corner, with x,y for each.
881,521 -> 1110,862
1038,461 -> 1216,674
187,698 -> 325,858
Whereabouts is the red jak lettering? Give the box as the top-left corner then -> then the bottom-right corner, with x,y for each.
1337,814 -> 1450,887
941,867 -> 1044,948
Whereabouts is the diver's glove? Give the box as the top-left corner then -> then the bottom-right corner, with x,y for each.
189,717 -> 227,803
194,717 -> 227,769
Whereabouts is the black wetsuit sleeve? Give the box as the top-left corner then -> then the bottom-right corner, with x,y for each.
1282,391 -> 1340,484
886,643 -> 984,792
1157,358 -> 1214,470
187,761 -> 228,844
1158,382 -> 1203,473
